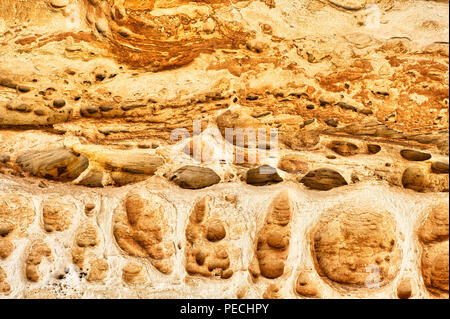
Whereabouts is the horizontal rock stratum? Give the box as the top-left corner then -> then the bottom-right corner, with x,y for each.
0,0 -> 448,299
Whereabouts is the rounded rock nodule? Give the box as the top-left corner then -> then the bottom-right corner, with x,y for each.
170,166 -> 220,189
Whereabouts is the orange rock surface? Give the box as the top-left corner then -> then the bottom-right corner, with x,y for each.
0,0 -> 448,298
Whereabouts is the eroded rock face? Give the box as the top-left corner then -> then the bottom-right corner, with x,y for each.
311,210 -> 401,288
400,150 -> 432,162
0,0 -> 448,299
329,141 -> 359,156
397,277 -> 413,299
17,149 -> 89,181
71,221 -> 101,270
277,154 -> 308,174
295,270 -> 320,298
122,262 -> 146,285
419,204 -> 449,296
25,241 -> 52,282
0,239 -> 14,259
249,191 -> 292,280
42,197 -> 75,232
421,241 -> 449,294
0,266 -> 10,295
185,196 -> 233,279
402,167 -> 449,192
87,258 -> 109,282
419,204 -> 449,244
170,166 -> 220,189
431,162 -> 449,174
0,193 -> 35,236
299,168 -> 348,191
113,191 -> 174,274
246,165 -> 283,186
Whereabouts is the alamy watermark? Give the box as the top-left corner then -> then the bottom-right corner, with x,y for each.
169,119 -> 279,168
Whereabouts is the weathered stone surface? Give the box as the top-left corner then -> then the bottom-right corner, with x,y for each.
329,141 -> 358,156
75,224 -> 99,248
113,192 -> 174,274
185,196 -> 232,278
249,192 -> 292,280
17,148 -> 89,181
0,154 -> 10,164
75,169 -> 104,187
102,153 -> 164,175
299,169 -> 347,191
246,165 -> 283,186
277,154 -> 308,174
122,262 -> 146,285
397,278 -> 413,299
0,193 -> 35,236
419,204 -> 449,296
402,167 -> 449,192
0,0 -> 448,300
170,166 -> 220,189
25,241 -> 52,282
87,258 -> 109,282
42,198 -> 75,232
431,162 -> 449,174
71,223 -> 100,269
0,266 -> 10,294
419,204 -> 449,244
50,1 -> 68,9
312,210 -> 401,287
280,129 -> 320,151
295,271 -> 320,298
367,144 -> 381,154
0,239 -> 14,259
400,150 -> 432,162
421,241 -> 449,294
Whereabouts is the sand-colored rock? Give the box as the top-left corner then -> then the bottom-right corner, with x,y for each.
0,239 -> 14,259
0,267 -> 10,294
311,210 -> 401,288
249,191 -> 292,280
246,165 -> 283,186
397,278 -> 413,299
170,166 -> 220,189
421,241 -> 449,294
400,150 -> 432,162
25,241 -> 52,282
42,198 -> 75,232
72,223 -> 100,269
0,0 -> 448,300
295,271 -> 320,298
122,262 -> 147,285
277,154 -> 308,174
419,204 -> 449,296
0,193 -> 35,236
419,204 -> 449,244
299,168 -> 348,191
87,258 -> 109,282
185,196 -> 232,279
113,191 -> 174,274
16,149 -> 89,181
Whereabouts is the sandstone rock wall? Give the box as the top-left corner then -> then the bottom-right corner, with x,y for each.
0,0 -> 448,299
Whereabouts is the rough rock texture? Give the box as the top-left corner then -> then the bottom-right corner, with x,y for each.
185,196 -> 233,279
0,0 -> 448,299
42,197 -> 75,232
397,277 -> 413,299
311,210 -> 402,288
249,191 -> 292,280
418,204 -> 449,297
113,191 -> 175,274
